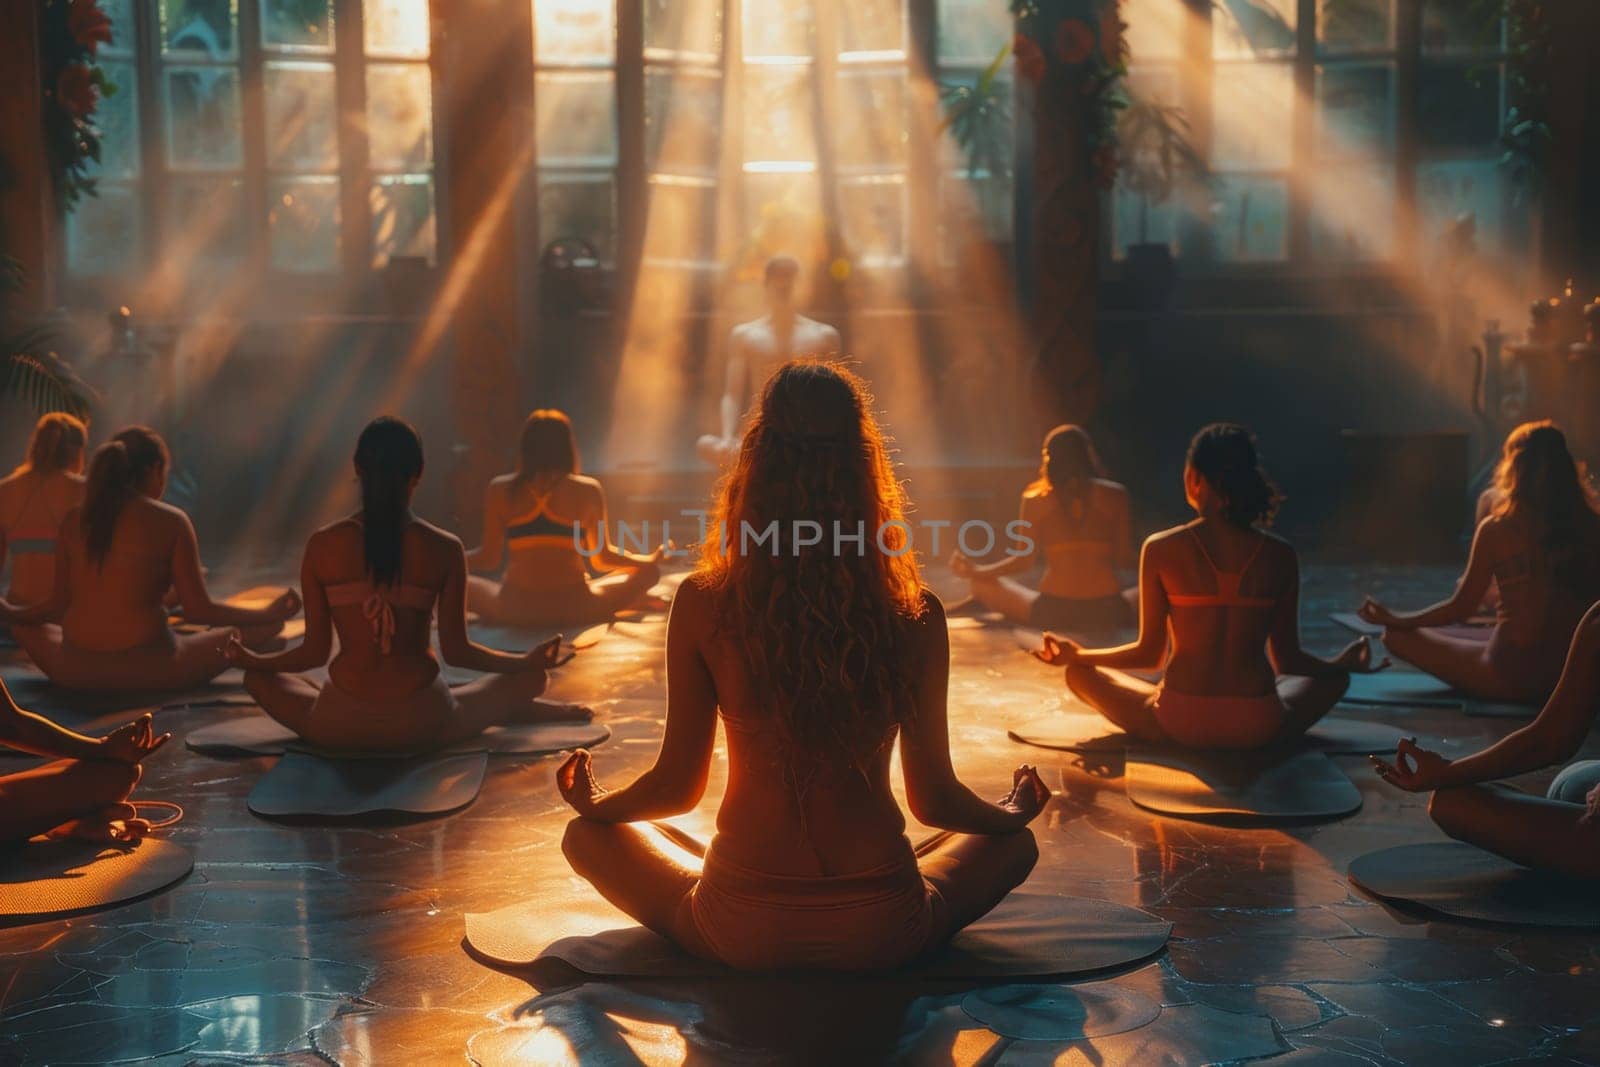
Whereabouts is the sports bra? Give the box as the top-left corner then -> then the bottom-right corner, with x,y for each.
505,485 -> 580,548
3,476 -> 66,556
1165,528 -> 1276,610
326,579 -> 436,655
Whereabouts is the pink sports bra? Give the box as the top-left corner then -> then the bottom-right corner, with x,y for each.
1164,528 -> 1276,610
325,579 -> 435,654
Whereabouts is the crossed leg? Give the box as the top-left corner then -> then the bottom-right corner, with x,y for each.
1428,782 -> 1600,880
966,574 -> 1041,626
15,624 -> 239,693
1062,665 -> 1171,743
0,758 -> 142,845
1381,627 -> 1536,703
1272,671 -> 1351,744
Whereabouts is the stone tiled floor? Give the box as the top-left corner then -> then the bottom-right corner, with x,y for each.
2,563 -> 1597,1065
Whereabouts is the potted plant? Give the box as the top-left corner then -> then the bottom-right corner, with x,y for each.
940,41 -> 1015,259
1115,95 -> 1206,309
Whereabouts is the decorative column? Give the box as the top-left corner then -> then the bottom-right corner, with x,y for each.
434,0 -> 531,537
0,1 -> 57,314
1014,1 -> 1124,433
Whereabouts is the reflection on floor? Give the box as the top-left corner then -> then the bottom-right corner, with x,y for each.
2,564 -> 1598,1065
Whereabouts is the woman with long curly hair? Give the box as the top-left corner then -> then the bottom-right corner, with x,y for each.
466,409 -> 663,626
556,361 -> 1047,971
1360,420 -> 1600,703
1035,423 -> 1379,749
951,424 -> 1134,631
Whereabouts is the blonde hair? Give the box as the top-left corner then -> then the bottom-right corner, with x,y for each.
17,412 -> 88,476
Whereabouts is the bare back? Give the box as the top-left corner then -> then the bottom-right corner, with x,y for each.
1145,520 -> 1299,697
1476,514 -> 1600,649
678,577 -> 922,877
1026,480 -> 1130,599
58,497 -> 188,651
307,517 -> 459,699
495,473 -> 601,592
0,468 -> 84,604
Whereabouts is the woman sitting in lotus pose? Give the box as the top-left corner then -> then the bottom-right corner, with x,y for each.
951,424 -> 1133,631
1372,602 -> 1600,879
0,678 -> 170,845
1360,420 -> 1600,705
1,427 -> 298,692
226,417 -> 590,753
1034,423 -> 1379,750
556,362 -> 1048,971
0,413 -> 88,611
467,409 -> 663,626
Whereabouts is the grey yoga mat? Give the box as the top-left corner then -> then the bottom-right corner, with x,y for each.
1340,671 -> 1462,708
465,890 -> 1172,979
187,715 -> 611,757
0,839 -> 193,923
246,750 -> 487,819
960,982 -> 1162,1040
1348,842 -> 1600,927
1330,613 -> 1494,642
1125,747 -> 1362,821
1010,712 -> 1425,757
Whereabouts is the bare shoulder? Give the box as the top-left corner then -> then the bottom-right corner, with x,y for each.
148,497 -> 194,530
1094,479 -> 1129,502
487,473 -> 518,494
571,473 -> 604,496
1142,523 -> 1193,555
668,573 -> 718,636
911,588 -> 949,636
1257,528 -> 1298,568
413,517 -> 465,554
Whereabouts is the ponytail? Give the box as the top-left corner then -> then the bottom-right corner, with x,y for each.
82,426 -> 168,567
1028,424 -> 1102,522
1187,422 -> 1280,528
353,416 -> 424,587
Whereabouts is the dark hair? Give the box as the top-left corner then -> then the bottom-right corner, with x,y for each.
82,426 -> 168,567
515,409 -> 579,487
1027,424 -> 1102,521
764,256 -> 800,285
19,412 -> 88,476
354,417 -> 424,587
1187,423 -> 1281,528
1491,420 -> 1600,570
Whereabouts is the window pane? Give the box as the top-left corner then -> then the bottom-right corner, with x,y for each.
742,171 -> 823,257
94,61 -> 141,179
534,0 -> 614,65
1113,186 -> 1178,257
1212,62 -> 1293,169
1316,63 -> 1393,158
365,0 -> 430,58
1418,159 -> 1505,252
1213,0 -> 1296,58
538,175 -> 616,264
67,184 -> 141,274
161,0 -> 238,57
1317,0 -> 1392,53
835,71 -> 907,171
102,0 -> 136,53
936,0 -> 1010,65
262,0 -> 334,51
264,61 -> 339,171
535,71 -> 617,165
1311,163 -> 1394,259
1125,0 -> 1186,62
165,176 -> 248,268
1419,62 -> 1502,151
269,176 -> 341,270
1422,1 -> 1502,54
645,0 -> 721,58
839,178 -> 905,265
367,63 -> 434,171
371,174 -> 436,266
837,0 -> 904,56
645,67 -> 721,176
164,66 -> 243,169
1211,175 -> 1289,261
643,178 -> 717,265
744,66 -> 816,164
742,0 -> 812,59
940,170 -> 1012,261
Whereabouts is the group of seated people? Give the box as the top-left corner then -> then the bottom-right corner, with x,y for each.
1,361 -> 1597,973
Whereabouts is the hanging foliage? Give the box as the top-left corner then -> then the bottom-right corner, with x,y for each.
39,0 -> 119,213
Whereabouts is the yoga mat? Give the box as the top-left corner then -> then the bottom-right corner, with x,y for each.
1331,613 -> 1495,642
0,839 -> 193,923
1463,699 -> 1539,719
1341,671 -> 1462,708
1349,842 -> 1600,928
1125,748 -> 1361,821
187,715 -> 611,757
0,669 -> 252,716
960,982 -> 1162,1040
1010,713 -> 1423,757
247,750 -> 487,819
465,890 -> 1171,979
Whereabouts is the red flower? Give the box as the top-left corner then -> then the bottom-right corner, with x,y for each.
1014,33 -> 1046,83
67,0 -> 114,56
1054,18 -> 1096,65
56,63 -> 99,117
